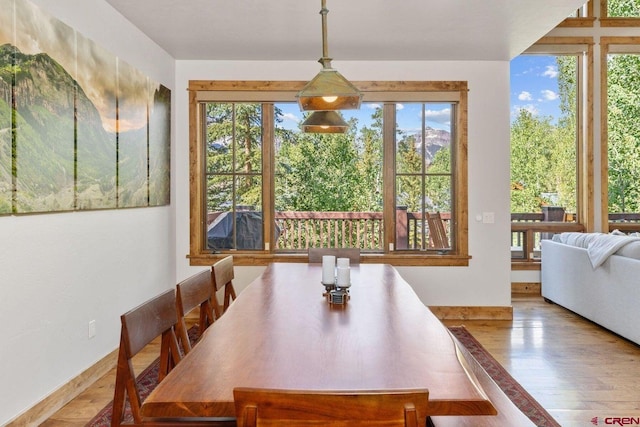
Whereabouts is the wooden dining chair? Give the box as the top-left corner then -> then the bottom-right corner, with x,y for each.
426,212 -> 449,250
111,289 -> 182,427
308,247 -> 361,265
176,269 -> 216,354
212,255 -> 237,318
233,387 -> 430,427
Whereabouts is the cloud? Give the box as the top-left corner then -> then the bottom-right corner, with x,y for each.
540,89 -> 558,101
423,108 -> 451,125
282,112 -> 300,124
513,104 -> 539,117
518,91 -> 533,101
542,65 -> 558,78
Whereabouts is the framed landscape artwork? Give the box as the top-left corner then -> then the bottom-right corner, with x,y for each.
0,0 -> 171,215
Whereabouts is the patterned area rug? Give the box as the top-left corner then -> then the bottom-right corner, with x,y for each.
88,326 -> 559,427
448,326 -> 561,427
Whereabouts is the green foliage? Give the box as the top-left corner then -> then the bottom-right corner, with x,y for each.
608,0 -> 640,17
607,54 -> 640,212
275,111 -> 381,212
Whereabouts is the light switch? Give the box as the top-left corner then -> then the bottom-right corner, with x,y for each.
482,212 -> 495,224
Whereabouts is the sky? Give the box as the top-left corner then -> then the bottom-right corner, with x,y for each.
510,55 -> 562,124
0,0 -> 154,133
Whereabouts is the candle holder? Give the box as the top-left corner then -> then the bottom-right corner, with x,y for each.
327,286 -> 350,305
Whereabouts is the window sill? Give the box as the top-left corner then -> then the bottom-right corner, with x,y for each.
188,252 -> 471,267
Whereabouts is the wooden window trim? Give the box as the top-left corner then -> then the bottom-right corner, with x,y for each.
188,81 -> 469,267
558,1 -> 595,27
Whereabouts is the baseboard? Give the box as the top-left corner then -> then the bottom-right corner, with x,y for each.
429,305 -> 513,320
6,348 -> 118,426
511,282 -> 541,295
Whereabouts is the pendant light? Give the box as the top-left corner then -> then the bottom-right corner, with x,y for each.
297,0 -> 362,112
301,111 -> 349,133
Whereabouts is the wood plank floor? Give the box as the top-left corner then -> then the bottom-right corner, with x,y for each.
41,294 -> 640,426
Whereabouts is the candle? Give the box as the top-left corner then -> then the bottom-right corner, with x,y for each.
336,257 -> 350,268
322,255 -> 336,284
336,266 -> 350,287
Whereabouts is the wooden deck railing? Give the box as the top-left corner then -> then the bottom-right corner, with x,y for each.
273,209 -> 452,251
274,211 -> 385,250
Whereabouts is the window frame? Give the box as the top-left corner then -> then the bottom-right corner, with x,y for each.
188,81 -> 469,267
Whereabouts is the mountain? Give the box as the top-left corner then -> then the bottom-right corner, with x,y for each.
413,126 -> 450,165
0,44 -> 120,212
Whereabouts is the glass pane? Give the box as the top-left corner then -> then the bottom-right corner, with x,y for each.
233,104 -> 262,174
608,0 -> 640,17
274,102 -> 383,251
396,175 -> 425,250
607,53 -> 640,216
206,103 -> 233,174
510,55 -> 578,222
234,176 -> 263,250
425,175 -> 452,214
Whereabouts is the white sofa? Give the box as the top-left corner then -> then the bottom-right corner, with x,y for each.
541,235 -> 640,345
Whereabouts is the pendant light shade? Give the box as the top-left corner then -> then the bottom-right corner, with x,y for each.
301,111 -> 349,133
297,0 -> 362,111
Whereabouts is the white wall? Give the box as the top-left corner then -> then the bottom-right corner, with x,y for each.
0,0 -> 175,424
174,60 -> 512,307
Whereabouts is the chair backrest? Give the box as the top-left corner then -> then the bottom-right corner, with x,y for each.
176,269 -> 216,354
233,388 -> 429,427
111,289 -> 182,426
212,255 -> 237,318
308,247 -> 361,265
426,212 -> 449,250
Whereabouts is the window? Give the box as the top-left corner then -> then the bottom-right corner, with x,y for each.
510,38 -> 593,265
188,81 -> 468,266
601,38 -> 640,231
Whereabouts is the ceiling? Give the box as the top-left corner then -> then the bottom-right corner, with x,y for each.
104,0 -> 586,61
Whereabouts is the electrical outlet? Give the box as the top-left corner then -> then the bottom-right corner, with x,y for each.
88,320 -> 96,339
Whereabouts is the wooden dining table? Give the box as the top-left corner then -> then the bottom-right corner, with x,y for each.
141,263 -> 497,421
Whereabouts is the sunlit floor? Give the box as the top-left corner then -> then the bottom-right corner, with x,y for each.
443,295 -> 640,426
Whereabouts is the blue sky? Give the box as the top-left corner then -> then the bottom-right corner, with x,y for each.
510,55 -> 562,123
276,102 -> 452,134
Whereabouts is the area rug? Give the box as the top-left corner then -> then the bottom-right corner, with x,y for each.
88,326 -> 559,427
448,326 -> 561,427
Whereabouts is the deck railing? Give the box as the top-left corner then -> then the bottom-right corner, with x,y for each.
273,209 -> 452,251
274,211 -> 384,250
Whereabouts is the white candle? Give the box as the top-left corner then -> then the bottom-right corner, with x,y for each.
322,255 -> 336,284
337,257 -> 350,268
336,266 -> 350,287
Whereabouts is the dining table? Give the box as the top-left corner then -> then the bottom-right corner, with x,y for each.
141,262 -> 497,421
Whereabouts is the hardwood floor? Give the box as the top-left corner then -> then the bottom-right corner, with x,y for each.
41,295 -> 640,426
